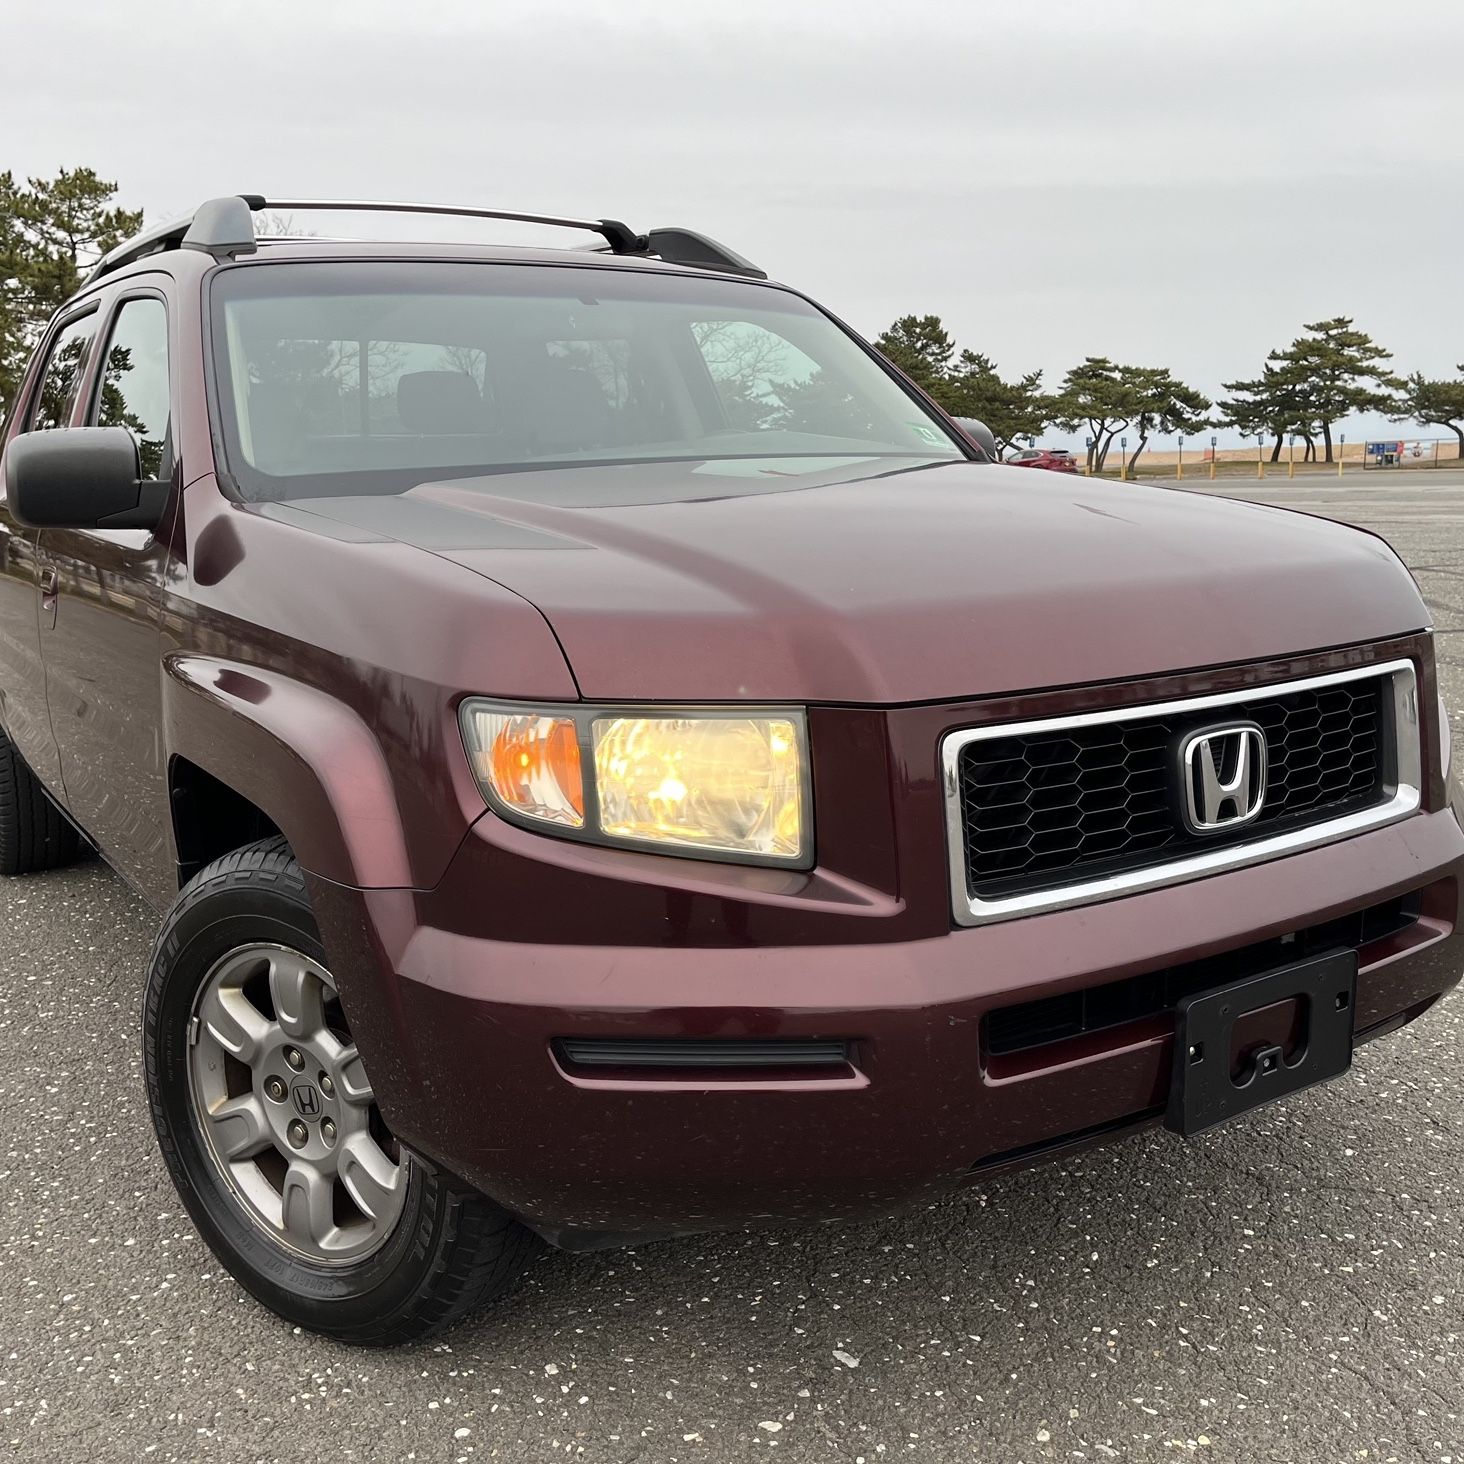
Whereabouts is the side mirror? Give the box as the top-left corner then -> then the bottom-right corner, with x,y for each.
4,427 -> 169,531
953,416 -> 997,460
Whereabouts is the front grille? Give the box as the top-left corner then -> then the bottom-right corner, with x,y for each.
985,895 -> 1418,1057
957,673 -> 1391,901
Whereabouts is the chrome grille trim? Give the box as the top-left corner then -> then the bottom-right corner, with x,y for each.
942,659 -> 1421,926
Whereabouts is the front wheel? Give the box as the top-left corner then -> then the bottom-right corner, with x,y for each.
143,837 -> 536,1344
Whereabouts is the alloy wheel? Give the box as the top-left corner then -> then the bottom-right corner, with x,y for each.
186,943 -> 407,1265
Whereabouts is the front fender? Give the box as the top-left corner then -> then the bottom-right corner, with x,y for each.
163,654 -> 465,888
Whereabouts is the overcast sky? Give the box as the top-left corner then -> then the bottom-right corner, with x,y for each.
7,0 -> 1461,446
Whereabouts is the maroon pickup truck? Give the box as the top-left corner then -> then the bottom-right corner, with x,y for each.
0,196 -> 1458,1345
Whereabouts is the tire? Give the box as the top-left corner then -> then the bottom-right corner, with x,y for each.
143,836 -> 536,1345
0,724 -> 81,876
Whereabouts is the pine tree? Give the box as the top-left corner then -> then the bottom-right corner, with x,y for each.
1395,370 -> 1464,462
873,315 -> 956,394
0,168 -> 142,418
1264,317 -> 1402,463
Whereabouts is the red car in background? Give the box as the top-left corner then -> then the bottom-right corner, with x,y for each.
1007,447 -> 1079,473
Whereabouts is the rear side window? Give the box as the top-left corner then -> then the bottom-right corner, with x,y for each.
93,297 -> 171,477
29,313 -> 97,431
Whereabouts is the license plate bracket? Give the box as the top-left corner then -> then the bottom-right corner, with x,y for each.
1165,948 -> 1358,1138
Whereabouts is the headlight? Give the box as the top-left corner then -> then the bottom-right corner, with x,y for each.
460,702 -> 810,865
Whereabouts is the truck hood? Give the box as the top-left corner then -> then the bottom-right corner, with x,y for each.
285,456 -> 1428,703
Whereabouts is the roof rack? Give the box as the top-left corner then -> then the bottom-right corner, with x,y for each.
85,196 -> 767,284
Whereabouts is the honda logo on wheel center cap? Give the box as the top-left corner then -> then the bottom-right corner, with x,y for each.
1179,723 -> 1268,832
290,1081 -> 322,1119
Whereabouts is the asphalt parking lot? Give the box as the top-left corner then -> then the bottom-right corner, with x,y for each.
2,469 -> 1462,1464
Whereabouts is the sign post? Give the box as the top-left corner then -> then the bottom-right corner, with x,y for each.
1084,436 -> 1094,476
1176,434 -> 1184,481
1338,433 -> 1345,478
1289,434 -> 1297,479
1210,434 -> 1218,481
1257,435 -> 1265,480
1120,436 -> 1129,483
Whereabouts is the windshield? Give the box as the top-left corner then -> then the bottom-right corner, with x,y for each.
209,260 -> 966,502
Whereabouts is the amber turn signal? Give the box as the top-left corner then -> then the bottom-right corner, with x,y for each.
461,708 -> 584,828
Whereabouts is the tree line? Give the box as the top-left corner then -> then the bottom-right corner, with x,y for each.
877,313 -> 1464,471
1,169 -> 141,419
3,168 -> 1463,472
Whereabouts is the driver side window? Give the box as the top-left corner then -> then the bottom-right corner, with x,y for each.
92,297 -> 171,479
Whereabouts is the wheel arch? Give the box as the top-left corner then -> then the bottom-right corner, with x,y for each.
162,654 -> 417,889
168,755 -> 284,885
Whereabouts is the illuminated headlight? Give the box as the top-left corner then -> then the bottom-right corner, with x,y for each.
460,702 -> 810,864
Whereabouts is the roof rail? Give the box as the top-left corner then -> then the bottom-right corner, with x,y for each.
86,195 -> 766,285
84,214 -> 203,285
250,199 -> 649,254
644,228 -> 767,280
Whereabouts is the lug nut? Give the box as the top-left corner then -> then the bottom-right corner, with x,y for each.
264,1076 -> 288,1102
287,1120 -> 309,1149
319,1074 -> 334,1097
284,1047 -> 305,1071
321,1118 -> 337,1146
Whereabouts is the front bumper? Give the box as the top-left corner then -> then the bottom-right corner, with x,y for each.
311,799 -> 1464,1247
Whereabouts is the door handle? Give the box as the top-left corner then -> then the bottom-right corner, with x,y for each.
39,567 -> 58,596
